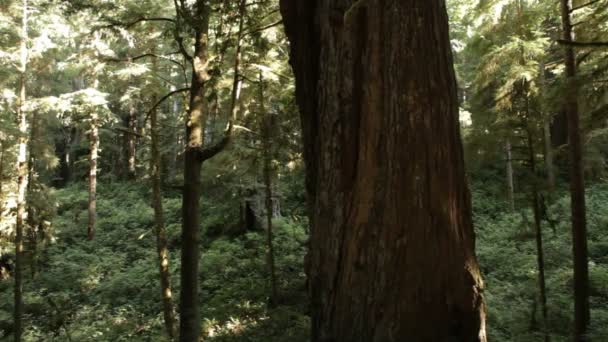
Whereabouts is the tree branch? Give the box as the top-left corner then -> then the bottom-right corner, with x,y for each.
242,20 -> 283,37
144,87 -> 190,123
571,0 -> 602,12
198,121 -> 233,162
557,39 -> 608,47
173,0 -> 193,62
99,17 -> 175,30
112,126 -> 144,138
103,53 -> 185,68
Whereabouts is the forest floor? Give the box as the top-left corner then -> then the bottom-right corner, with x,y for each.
0,181 -> 607,341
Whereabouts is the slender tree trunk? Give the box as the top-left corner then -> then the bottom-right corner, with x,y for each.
26,111 -> 38,279
539,61 -> 555,192
229,0 -> 246,122
560,1 -> 590,340
88,78 -> 99,241
180,3 -> 210,341
281,1 -> 486,341
150,81 -> 178,339
526,124 -> 550,342
127,98 -> 137,180
259,73 -> 278,305
544,120 -> 556,191
178,1 -> 236,338
506,139 -> 515,211
0,142 -> 6,212
14,0 -> 28,339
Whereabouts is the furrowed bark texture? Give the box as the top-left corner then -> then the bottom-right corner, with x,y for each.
281,1 -> 486,341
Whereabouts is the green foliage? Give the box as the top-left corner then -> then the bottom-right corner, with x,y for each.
474,183 -> 608,341
0,182 -> 309,341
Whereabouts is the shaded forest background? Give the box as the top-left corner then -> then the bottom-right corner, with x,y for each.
0,0 -> 607,341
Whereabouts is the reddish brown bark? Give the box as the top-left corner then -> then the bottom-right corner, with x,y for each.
281,1 -> 486,341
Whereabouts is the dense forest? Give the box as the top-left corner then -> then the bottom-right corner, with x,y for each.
0,0 -> 607,341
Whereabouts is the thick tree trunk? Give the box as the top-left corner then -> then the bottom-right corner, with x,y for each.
506,139 -> 515,211
259,73 -> 278,305
281,1 -> 486,341
88,79 -> 99,241
150,87 -> 178,339
526,124 -> 550,342
14,1 -> 28,340
560,1 -> 590,340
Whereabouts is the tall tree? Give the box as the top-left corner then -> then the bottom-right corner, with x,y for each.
259,72 -> 278,306
281,1 -> 486,341
525,117 -> 550,342
175,0 -> 232,339
560,0 -> 590,340
14,0 -> 29,339
149,54 -> 178,340
88,76 -> 100,241
506,139 -> 515,211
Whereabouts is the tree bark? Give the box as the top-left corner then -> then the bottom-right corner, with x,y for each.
14,0 -> 28,340
179,1 -> 210,340
506,139 -> 515,211
127,96 -> 137,180
88,78 -> 99,241
281,1 -> 486,341
259,72 -> 278,305
26,110 -> 38,279
0,142 -> 6,213
543,120 -> 556,191
525,123 -> 550,342
539,61 -> 555,192
150,81 -> 178,339
560,1 -> 590,340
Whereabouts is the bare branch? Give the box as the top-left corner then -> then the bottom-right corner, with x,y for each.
557,39 -> 608,47
103,53 -> 185,68
198,121 -> 233,162
571,0 -> 602,12
112,126 -> 143,138
144,87 -> 190,123
242,20 -> 283,37
99,17 -> 175,30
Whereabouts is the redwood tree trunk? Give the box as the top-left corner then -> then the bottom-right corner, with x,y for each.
560,0 -> 590,340
281,1 -> 486,341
